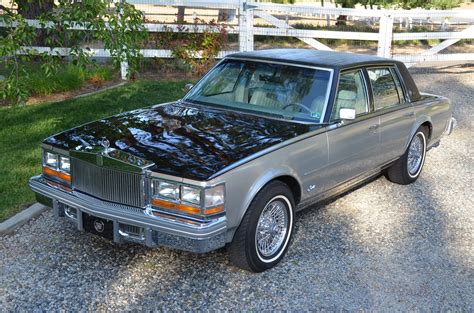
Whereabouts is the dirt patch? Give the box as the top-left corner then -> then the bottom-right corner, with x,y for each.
136,69 -> 197,81
25,79 -> 123,106
1,70 -> 195,107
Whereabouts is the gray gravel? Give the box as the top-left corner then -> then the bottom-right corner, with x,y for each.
1,64 -> 473,311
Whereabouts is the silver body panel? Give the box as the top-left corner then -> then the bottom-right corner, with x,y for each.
216,93 -> 453,240
30,57 -> 454,251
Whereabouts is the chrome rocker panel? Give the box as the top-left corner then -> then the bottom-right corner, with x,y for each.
29,175 -> 227,253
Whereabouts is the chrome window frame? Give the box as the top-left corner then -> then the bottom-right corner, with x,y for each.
366,66 -> 406,111
390,66 -> 410,103
185,57 -> 334,124
329,68 -> 370,122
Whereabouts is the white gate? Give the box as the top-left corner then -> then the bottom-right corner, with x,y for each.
1,0 -> 473,78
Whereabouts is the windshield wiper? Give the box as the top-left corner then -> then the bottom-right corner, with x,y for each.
181,99 -> 290,120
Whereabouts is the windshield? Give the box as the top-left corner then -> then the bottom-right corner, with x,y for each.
183,59 -> 332,123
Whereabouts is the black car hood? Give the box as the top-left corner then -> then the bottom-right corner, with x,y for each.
44,102 -> 317,180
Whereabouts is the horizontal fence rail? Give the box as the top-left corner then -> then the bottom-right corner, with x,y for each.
1,0 -> 473,79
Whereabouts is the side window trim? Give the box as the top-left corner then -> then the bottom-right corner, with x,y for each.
366,65 -> 402,111
390,66 -> 409,104
330,68 -> 370,122
362,67 -> 375,113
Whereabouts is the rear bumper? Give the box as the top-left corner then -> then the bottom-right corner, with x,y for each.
28,175 -> 227,253
445,117 -> 457,136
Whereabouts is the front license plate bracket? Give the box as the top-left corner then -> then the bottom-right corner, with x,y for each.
82,213 -> 114,241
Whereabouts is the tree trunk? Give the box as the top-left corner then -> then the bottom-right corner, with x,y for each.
17,0 -> 54,45
17,0 -> 54,19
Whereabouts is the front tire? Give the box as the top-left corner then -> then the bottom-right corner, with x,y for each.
385,127 -> 428,185
228,181 -> 295,272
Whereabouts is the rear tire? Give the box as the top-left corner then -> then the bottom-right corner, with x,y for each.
228,181 -> 295,272
385,127 -> 428,185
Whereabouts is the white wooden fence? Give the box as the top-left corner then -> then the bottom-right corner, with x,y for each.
2,0 -> 474,79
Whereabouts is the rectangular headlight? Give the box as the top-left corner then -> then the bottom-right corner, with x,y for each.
205,185 -> 225,208
59,156 -> 70,173
181,185 -> 201,205
42,151 -> 71,185
44,151 -> 58,168
154,181 -> 179,200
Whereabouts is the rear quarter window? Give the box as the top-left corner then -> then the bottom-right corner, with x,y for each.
367,67 -> 401,110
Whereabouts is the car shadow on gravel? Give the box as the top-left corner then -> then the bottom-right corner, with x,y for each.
397,178 -> 473,309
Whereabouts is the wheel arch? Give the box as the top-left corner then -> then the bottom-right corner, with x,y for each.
228,169 -> 302,241
405,117 -> 433,150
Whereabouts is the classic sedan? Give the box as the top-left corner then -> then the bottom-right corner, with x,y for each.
29,49 -> 456,272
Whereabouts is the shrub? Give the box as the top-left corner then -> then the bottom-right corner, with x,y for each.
0,0 -> 147,105
146,18 -> 229,76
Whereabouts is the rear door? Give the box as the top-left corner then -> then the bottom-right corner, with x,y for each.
366,66 -> 415,165
321,68 -> 381,192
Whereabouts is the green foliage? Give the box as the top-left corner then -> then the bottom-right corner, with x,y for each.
148,18 -> 229,76
426,0 -> 461,9
0,0 -> 147,105
335,0 -> 359,8
42,0 -> 147,76
270,0 -> 296,3
23,63 -> 115,96
0,9 -> 36,104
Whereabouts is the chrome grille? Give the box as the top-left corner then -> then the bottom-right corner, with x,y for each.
71,158 -> 145,208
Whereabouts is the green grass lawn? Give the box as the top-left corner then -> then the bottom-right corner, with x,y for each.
0,80 -> 186,221
0,63 -> 117,103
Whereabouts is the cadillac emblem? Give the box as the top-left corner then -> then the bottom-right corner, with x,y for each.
93,219 -> 105,233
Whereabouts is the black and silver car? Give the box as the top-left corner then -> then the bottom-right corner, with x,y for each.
29,49 -> 456,272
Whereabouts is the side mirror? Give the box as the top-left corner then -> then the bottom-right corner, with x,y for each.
184,83 -> 194,93
339,108 -> 356,120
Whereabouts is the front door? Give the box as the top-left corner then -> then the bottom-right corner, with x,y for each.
318,69 -> 381,192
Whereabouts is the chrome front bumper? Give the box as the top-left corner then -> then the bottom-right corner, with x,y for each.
29,175 -> 227,253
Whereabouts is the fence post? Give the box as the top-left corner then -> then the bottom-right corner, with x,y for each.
118,0 -> 129,80
120,61 -> 129,80
239,0 -> 254,52
377,13 -> 393,58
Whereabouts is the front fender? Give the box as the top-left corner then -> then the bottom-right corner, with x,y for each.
238,166 -> 302,224
220,163 -> 303,242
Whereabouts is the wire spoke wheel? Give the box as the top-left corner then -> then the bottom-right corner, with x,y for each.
255,199 -> 289,258
229,181 -> 294,272
407,133 -> 425,176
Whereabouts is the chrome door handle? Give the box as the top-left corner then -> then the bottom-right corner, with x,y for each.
368,124 -> 380,130
404,112 -> 415,117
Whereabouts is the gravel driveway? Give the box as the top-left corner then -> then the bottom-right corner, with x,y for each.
1,64 -> 473,311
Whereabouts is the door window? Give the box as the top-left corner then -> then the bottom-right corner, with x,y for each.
331,70 -> 368,121
367,68 -> 401,110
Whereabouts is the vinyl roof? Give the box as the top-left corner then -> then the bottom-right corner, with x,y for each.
228,49 -> 396,69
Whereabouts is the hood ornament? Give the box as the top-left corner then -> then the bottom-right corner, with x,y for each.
100,138 -> 110,150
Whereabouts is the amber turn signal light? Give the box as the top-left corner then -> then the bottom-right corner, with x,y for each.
151,198 -> 201,215
203,205 -> 225,215
43,167 -> 71,183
